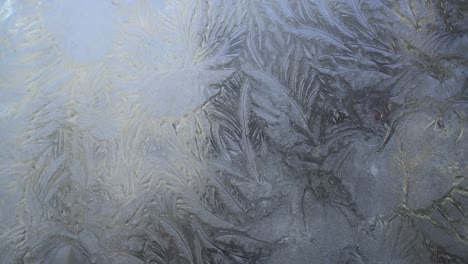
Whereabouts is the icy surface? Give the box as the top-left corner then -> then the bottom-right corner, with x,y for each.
0,0 -> 467,263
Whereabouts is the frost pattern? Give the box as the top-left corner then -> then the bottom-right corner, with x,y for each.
0,0 -> 467,263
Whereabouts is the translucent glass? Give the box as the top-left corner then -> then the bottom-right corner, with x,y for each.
0,0 -> 467,263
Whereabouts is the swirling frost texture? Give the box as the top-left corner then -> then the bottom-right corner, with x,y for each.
0,0 -> 467,263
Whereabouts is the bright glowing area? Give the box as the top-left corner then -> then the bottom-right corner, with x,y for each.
41,0 -> 118,63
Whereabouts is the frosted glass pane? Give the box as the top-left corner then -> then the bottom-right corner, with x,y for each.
1,0 -> 467,263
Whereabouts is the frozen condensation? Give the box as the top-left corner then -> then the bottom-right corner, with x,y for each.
0,0 -> 467,263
